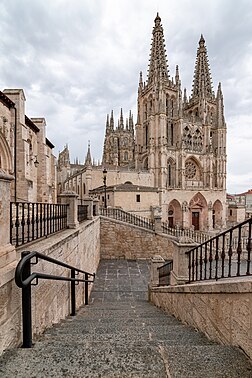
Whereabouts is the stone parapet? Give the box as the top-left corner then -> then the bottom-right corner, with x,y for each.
100,216 -> 174,260
149,278 -> 252,360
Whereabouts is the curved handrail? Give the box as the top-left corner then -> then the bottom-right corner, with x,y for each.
15,250 -> 95,288
15,250 -> 96,348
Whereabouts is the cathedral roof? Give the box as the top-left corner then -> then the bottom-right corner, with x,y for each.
147,13 -> 169,84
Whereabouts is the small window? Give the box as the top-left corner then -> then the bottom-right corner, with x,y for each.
107,195 -> 109,200
230,209 -> 232,216
136,194 -> 140,202
102,196 -> 104,202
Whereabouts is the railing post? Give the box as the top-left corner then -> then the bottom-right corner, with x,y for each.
59,191 -> 79,228
70,269 -> 76,316
170,239 -> 198,285
21,251 -> 32,348
85,273 -> 89,305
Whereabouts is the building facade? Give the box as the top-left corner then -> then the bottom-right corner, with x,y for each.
59,14 -> 227,231
0,89 -> 56,203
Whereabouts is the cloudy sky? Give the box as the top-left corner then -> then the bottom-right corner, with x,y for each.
0,0 -> 252,194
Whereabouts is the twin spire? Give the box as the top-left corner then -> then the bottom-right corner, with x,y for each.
191,34 -> 214,99
145,14 -> 215,102
147,13 -> 169,84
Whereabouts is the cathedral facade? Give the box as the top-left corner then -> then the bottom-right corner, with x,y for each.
60,14 -> 227,231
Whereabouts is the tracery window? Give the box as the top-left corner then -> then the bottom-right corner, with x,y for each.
185,161 -> 197,179
183,126 -> 203,152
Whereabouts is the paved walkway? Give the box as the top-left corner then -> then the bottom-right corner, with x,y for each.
0,259 -> 251,377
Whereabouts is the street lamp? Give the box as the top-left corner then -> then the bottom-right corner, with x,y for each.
103,168 -> 107,209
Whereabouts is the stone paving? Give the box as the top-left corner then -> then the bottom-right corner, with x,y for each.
0,259 -> 251,377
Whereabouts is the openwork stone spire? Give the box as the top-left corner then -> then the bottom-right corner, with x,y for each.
84,141 -> 92,166
147,13 -> 169,84
192,35 -> 214,99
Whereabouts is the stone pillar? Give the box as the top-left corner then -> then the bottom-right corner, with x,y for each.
59,191 -> 79,229
170,237 -> 198,286
208,201 -> 213,231
182,201 -> 189,229
93,198 -> 100,216
152,206 -> 162,233
83,197 -> 93,220
0,170 -> 16,286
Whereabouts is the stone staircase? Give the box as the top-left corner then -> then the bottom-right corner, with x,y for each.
0,259 -> 251,377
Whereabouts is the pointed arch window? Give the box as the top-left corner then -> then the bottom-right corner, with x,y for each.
167,159 -> 175,188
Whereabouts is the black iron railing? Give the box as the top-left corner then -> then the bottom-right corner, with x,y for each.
158,260 -> 173,286
78,205 -> 88,222
186,217 -> 252,283
101,207 -> 154,231
10,202 -> 68,247
161,222 -> 210,243
15,251 -> 95,348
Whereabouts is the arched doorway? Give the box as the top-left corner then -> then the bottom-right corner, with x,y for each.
189,193 -> 208,230
168,199 -> 182,228
213,200 -> 223,229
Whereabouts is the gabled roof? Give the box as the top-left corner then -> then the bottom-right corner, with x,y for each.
90,182 -> 159,193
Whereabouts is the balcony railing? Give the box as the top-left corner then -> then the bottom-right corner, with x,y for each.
161,222 -> 210,244
78,205 -> 88,223
10,202 -> 68,247
186,217 -> 252,283
101,207 -> 154,231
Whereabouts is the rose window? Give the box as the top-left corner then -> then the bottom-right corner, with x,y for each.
185,161 -> 197,179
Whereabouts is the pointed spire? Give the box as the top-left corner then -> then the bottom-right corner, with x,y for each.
105,114 -> 110,134
119,108 -> 124,129
126,118 -> 129,130
183,88 -> 187,104
147,13 -> 169,85
191,34 -> 214,99
175,65 -> 179,85
129,110 -> 134,130
138,71 -> 143,92
216,82 -> 226,128
110,110 -> 114,130
84,140 -> 92,166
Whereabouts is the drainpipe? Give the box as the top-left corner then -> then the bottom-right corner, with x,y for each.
14,106 -> 17,202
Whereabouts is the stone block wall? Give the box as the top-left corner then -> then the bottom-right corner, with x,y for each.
149,279 -> 252,360
0,217 -> 100,354
100,216 -> 174,260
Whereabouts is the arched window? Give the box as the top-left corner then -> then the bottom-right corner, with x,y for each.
124,151 -> 128,161
145,124 -> 148,146
167,159 -> 175,188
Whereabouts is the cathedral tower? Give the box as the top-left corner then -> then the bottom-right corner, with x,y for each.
102,109 -> 134,167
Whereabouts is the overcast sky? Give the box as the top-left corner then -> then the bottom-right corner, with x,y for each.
0,0 -> 252,194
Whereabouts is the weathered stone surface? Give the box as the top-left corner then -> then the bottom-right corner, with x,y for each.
0,218 -> 100,355
100,217 -> 174,260
150,278 -> 252,360
0,259 -> 251,377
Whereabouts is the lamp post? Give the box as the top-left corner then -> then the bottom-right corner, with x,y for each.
103,168 -> 107,209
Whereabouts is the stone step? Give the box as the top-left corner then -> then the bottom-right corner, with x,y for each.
0,259 -> 251,378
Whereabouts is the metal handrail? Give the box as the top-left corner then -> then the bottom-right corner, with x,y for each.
185,217 -> 252,283
101,207 -> 154,231
15,251 -> 95,348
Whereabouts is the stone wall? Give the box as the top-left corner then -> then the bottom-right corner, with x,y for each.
100,216 -> 174,259
0,217 -> 100,354
149,279 -> 252,360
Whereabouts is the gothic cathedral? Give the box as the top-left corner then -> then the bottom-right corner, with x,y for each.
102,14 -> 227,231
